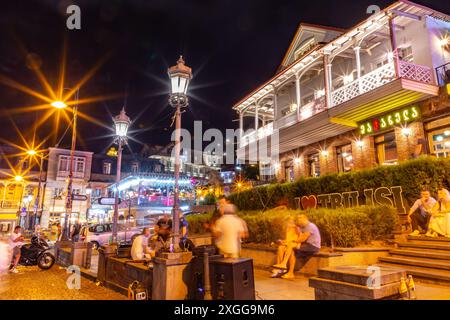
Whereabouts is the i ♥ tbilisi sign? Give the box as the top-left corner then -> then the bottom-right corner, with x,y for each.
294,186 -> 406,214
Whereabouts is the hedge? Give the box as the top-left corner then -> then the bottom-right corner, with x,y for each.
227,157 -> 450,211
186,205 -> 398,248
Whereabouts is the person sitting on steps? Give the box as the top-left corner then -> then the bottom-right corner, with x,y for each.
270,217 -> 300,278
427,188 -> 450,238
272,214 -> 321,279
408,190 -> 436,236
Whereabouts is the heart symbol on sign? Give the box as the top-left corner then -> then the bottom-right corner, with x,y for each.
301,195 -> 317,210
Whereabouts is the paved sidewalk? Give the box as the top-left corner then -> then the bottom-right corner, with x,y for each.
0,265 -> 125,300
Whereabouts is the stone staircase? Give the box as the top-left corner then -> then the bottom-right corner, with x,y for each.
377,236 -> 450,285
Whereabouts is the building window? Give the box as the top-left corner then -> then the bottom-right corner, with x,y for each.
154,164 -> 162,173
307,153 -> 320,177
103,162 -> 112,175
58,155 -> 85,176
375,132 -> 398,165
399,45 -> 413,63
131,162 -> 139,174
336,144 -> 353,173
429,129 -> 450,158
53,188 -> 64,198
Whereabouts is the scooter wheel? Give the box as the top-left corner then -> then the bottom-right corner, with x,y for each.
37,252 -> 55,270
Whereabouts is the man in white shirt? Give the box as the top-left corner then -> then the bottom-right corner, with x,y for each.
131,228 -> 154,260
9,226 -> 24,273
213,203 -> 248,258
408,190 -> 437,236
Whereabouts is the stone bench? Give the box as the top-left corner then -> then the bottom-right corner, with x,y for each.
241,244 -> 389,276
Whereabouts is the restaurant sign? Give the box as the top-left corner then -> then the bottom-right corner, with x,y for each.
295,186 -> 406,214
359,105 -> 420,136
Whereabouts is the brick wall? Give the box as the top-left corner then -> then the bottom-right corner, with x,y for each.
395,122 -> 425,162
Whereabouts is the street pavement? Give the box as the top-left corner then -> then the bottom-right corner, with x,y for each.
2,259 -> 450,300
0,265 -> 125,300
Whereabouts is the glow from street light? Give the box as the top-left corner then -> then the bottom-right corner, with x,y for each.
401,127 -> 412,137
26,149 -> 37,156
14,175 -> 23,182
51,101 -> 67,109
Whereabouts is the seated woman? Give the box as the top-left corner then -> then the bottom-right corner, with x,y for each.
271,217 -> 300,278
427,188 -> 450,238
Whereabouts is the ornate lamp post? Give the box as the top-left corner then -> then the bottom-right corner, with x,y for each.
168,56 -> 192,250
111,108 -> 131,244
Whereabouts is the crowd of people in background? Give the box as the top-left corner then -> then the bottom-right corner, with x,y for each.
408,188 -> 450,238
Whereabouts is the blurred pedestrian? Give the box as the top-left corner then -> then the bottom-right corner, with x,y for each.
213,203 -> 248,258
131,227 -> 154,260
8,226 -> 24,273
0,236 -> 11,274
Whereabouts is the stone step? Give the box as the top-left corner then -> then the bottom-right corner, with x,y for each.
377,262 -> 450,285
390,249 -> 450,261
396,242 -> 450,252
309,276 -> 402,300
379,256 -> 450,271
408,236 -> 450,244
317,266 -> 405,286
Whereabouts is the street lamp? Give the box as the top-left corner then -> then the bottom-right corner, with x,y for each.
51,100 -> 68,109
111,108 -> 131,244
168,56 -> 192,251
61,88 -> 80,241
14,175 -> 24,182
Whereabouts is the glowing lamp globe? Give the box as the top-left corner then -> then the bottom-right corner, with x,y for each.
113,108 -> 131,137
168,56 -> 192,95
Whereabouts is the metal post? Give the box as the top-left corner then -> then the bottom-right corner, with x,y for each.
33,155 -> 44,229
62,102 -> 78,241
203,252 -> 212,300
172,104 -> 181,250
112,138 -> 123,244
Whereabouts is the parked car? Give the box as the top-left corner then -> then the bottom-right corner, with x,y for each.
80,223 -> 152,250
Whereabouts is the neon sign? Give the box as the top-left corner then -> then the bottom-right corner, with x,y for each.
359,105 -> 421,136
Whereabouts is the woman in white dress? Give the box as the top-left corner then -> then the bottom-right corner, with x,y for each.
427,188 -> 450,238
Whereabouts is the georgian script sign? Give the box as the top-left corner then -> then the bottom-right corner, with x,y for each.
295,186 -> 406,214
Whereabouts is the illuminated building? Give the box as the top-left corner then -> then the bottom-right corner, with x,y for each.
234,1 -> 450,182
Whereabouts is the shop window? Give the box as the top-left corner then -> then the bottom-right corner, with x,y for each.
284,165 -> 294,182
429,129 -> 450,158
336,144 -> 353,173
399,46 -> 413,63
307,153 -> 320,177
375,132 -> 398,165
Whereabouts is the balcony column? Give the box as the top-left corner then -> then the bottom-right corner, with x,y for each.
254,103 -> 259,131
354,46 -> 362,93
239,111 -> 244,139
388,15 -> 400,78
272,86 -> 278,127
295,75 -> 302,122
323,54 -> 333,109
262,115 -> 266,127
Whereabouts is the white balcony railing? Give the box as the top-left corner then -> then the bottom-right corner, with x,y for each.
332,60 -> 433,107
240,122 -> 274,147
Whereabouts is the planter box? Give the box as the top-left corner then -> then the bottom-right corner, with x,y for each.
55,241 -> 93,269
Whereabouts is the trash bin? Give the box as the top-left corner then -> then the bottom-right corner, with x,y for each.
210,258 -> 255,300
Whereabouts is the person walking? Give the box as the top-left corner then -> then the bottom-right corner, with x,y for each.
213,203 -> 248,258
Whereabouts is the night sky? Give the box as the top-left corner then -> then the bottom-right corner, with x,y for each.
0,0 -> 448,154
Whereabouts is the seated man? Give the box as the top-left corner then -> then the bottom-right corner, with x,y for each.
408,190 -> 436,236
273,214 -> 321,279
271,217 -> 299,278
131,228 -> 154,260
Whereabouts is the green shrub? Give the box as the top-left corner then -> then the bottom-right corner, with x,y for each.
228,157 -> 450,211
186,205 -> 398,248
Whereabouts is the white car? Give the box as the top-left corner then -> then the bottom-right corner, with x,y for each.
81,223 -> 151,250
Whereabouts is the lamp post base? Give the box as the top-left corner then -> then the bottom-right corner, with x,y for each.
152,251 -> 193,300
